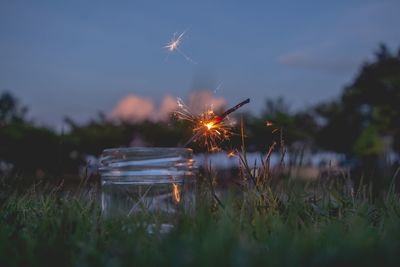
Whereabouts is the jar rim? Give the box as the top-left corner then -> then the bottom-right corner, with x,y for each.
102,147 -> 193,153
99,147 -> 195,181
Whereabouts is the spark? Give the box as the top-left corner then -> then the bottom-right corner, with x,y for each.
164,31 -> 185,52
266,120 -> 280,133
172,183 -> 181,203
164,30 -> 196,64
205,121 -> 215,130
175,98 -> 250,151
227,150 -> 237,158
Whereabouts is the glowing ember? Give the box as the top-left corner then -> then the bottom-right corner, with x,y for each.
172,183 -> 181,203
175,98 -> 250,151
266,120 -> 280,133
164,30 -> 196,63
227,150 -> 237,158
205,122 -> 215,130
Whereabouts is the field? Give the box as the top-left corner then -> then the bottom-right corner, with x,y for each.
1,162 -> 400,267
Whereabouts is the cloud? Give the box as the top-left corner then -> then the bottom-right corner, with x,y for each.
110,90 -> 226,123
157,95 -> 178,121
277,1 -> 400,73
110,95 -> 156,122
276,49 -> 355,72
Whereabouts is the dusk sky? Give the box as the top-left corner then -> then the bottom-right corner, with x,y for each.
1,0 -> 400,128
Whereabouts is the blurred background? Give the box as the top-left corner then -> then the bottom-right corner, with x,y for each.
0,1 -> 399,190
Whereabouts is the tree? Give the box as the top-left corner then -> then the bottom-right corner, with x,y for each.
316,44 -> 400,156
0,91 -> 28,125
343,44 -> 400,155
0,91 -> 78,176
315,44 -> 400,193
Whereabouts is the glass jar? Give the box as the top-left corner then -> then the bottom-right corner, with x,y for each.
98,147 -> 196,222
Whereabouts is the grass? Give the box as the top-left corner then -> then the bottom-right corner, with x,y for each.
1,128 -> 400,266
1,166 -> 400,267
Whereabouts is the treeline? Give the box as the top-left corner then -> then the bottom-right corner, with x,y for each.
1,44 -> 399,180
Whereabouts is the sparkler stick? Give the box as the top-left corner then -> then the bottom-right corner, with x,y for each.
212,98 -> 250,124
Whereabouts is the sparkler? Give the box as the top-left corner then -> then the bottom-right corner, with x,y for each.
164,30 -> 196,64
175,98 -> 250,151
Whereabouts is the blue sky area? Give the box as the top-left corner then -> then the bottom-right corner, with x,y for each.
1,0 -> 400,128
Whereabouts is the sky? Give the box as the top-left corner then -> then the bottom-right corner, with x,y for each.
1,0 -> 400,128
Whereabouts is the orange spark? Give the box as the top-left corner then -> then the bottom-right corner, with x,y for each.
227,150 -> 237,158
266,120 -> 281,133
172,183 -> 181,203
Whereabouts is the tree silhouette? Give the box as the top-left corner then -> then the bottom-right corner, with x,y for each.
316,44 -> 400,156
0,91 -> 28,125
315,44 -> 400,193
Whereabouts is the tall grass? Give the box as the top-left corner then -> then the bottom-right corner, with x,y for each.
1,126 -> 400,266
1,170 -> 400,267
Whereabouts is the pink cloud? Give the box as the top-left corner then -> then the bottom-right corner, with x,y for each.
157,95 -> 178,121
110,95 -> 155,122
110,90 -> 226,122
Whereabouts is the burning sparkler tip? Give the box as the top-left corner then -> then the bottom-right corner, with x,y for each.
176,97 -> 251,152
